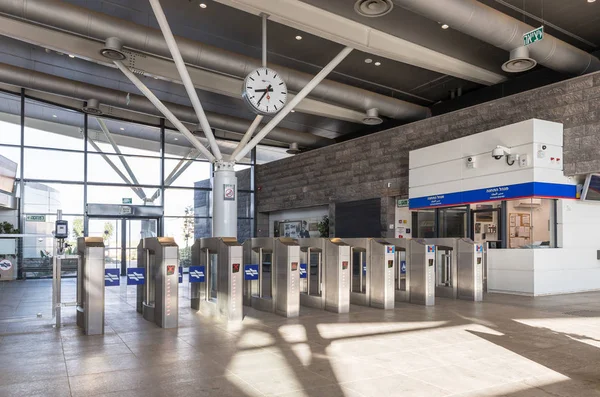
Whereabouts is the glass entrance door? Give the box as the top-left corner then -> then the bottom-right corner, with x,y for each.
88,218 -> 158,274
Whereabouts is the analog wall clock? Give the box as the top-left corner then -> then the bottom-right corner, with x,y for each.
242,67 -> 288,115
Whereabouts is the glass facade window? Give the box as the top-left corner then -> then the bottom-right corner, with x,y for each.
0,90 -> 259,279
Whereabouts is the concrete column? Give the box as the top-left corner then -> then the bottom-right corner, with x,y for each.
213,161 -> 237,238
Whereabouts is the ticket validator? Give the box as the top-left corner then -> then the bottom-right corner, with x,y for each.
76,237 -> 105,335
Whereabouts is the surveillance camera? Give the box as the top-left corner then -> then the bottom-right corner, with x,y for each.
467,157 -> 473,162
541,145 -> 547,150
492,145 -> 511,160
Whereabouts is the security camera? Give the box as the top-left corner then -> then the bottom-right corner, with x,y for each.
492,145 -> 511,160
467,157 -> 473,162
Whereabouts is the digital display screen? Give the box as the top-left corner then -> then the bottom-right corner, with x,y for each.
582,174 -> 600,201
166,265 -> 175,275
341,261 -> 348,270
428,259 -> 434,267
387,260 -> 394,268
291,262 -> 298,271
232,263 -> 240,273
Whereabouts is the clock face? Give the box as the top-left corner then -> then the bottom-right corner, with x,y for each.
242,67 -> 288,115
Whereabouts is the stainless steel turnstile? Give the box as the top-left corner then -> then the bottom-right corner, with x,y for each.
375,238 -> 410,303
190,238 -> 243,322
344,238 -> 395,310
296,238 -> 351,313
425,238 -> 459,299
425,238 -> 484,302
457,239 -> 484,302
76,237 -> 105,335
136,237 -> 179,329
243,238 -> 300,317
408,239 -> 436,306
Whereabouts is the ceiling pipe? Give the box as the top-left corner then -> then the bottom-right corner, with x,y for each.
0,62 -> 332,148
392,0 -> 600,76
0,0 -> 430,120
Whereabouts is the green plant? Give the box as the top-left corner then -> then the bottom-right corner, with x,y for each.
317,216 -> 329,238
0,222 -> 19,234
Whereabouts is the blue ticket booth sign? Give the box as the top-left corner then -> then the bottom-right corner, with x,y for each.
126,267 -> 146,285
244,264 -> 259,280
104,268 -> 120,287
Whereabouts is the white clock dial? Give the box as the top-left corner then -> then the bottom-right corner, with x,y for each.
242,67 -> 288,115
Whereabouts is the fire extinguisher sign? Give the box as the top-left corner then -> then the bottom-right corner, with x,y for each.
223,184 -> 236,201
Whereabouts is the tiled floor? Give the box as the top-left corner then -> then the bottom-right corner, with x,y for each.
2,279 -> 600,396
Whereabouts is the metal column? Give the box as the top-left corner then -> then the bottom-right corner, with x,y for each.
76,237 -> 105,335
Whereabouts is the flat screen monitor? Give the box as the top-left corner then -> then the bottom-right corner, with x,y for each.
581,174 -> 600,202
0,154 -> 17,194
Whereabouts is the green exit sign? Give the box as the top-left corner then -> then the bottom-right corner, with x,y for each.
523,26 -> 543,46
397,199 -> 409,208
122,198 -> 132,204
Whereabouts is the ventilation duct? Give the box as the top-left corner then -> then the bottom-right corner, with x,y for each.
354,0 -> 394,18
362,108 -> 383,125
392,0 -> 600,75
81,98 -> 103,115
0,62 -> 331,148
502,46 -> 537,73
286,142 -> 301,155
0,0 -> 430,121
100,37 -> 126,61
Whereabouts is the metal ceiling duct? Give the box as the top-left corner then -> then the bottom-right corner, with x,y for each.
0,62 -> 332,148
0,0 -> 430,121
392,0 -> 600,76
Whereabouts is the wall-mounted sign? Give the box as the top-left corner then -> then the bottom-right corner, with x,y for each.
397,199 -> 409,208
26,215 -> 46,222
120,206 -> 132,215
223,184 -> 236,201
122,198 -> 132,204
409,182 -> 576,210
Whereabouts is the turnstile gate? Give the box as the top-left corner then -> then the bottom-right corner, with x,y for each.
243,238 -> 300,317
408,239 -> 436,306
296,238 -> 351,313
457,239 -> 484,302
136,237 -> 179,329
424,238 -> 484,302
76,237 -> 105,335
190,238 -> 243,322
343,238 -> 395,310
375,238 -> 410,303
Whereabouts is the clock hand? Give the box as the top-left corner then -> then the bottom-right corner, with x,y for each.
254,87 -> 274,93
256,85 -> 271,106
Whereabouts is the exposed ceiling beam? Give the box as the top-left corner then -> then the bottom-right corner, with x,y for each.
214,0 -> 506,86
0,14 -> 366,124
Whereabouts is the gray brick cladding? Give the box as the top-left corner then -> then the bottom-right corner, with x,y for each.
255,71 -> 600,236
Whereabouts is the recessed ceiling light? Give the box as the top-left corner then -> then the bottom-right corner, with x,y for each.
68,54 -> 75,58
588,0 -> 596,3
365,58 -> 373,63
295,35 -> 303,40
120,127 -> 125,131
374,61 -> 381,66
174,137 -> 178,141
199,3 -> 207,8
52,114 -> 57,118
291,110 -> 296,113
441,24 -> 449,29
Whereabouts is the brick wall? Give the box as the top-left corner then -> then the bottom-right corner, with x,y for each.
256,71 -> 600,236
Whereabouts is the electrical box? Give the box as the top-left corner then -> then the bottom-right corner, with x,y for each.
55,220 -> 69,239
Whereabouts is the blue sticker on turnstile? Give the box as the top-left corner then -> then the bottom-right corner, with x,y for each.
299,263 -> 307,279
244,264 -> 259,280
400,260 -> 406,275
476,245 -> 483,253
126,267 -> 145,285
363,263 -> 367,275
104,269 -> 120,286
179,266 -> 183,283
189,266 -> 205,283
386,246 -> 395,254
